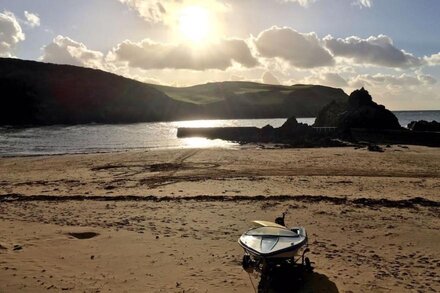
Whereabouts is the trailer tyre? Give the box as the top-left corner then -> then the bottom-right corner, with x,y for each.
242,255 -> 251,270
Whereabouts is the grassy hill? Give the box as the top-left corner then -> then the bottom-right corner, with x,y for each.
154,82 -> 342,105
0,58 -> 348,125
154,81 -> 348,119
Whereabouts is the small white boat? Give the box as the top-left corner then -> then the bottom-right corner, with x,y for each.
238,218 -> 311,274
239,225 -> 307,259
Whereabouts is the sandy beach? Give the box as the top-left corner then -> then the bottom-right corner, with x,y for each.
1,146 -> 439,292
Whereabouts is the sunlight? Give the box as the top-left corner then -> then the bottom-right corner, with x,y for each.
178,6 -> 212,43
175,119 -> 226,128
181,137 -> 235,148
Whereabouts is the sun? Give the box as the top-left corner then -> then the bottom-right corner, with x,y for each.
178,6 -> 212,43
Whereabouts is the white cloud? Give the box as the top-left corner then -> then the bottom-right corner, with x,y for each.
347,73 -> 439,110
254,26 -> 334,68
110,38 -> 258,70
0,11 -> 25,57
230,74 -> 245,81
352,0 -> 373,8
349,73 -> 436,88
262,71 -> 280,84
281,0 -> 371,8
118,0 -> 167,23
41,35 -> 104,69
424,52 -> 440,66
302,72 -> 348,87
119,0 -> 227,24
24,11 -> 40,28
279,0 -> 316,7
324,34 -> 423,68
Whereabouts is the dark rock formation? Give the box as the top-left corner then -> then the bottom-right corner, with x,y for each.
275,116 -> 315,139
407,120 -> 440,132
314,88 -> 401,131
367,144 -> 384,152
178,117 -> 345,147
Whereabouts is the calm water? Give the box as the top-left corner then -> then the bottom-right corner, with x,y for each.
0,112 -> 438,156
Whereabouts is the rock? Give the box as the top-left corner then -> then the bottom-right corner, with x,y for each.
281,116 -> 299,129
261,124 -> 275,141
0,243 -> 7,250
367,145 -> 384,152
276,116 -> 314,138
178,116 -> 344,147
314,88 -> 401,131
13,244 -> 22,251
407,120 -> 440,132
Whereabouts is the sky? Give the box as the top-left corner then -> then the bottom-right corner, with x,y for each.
1,0 -> 440,110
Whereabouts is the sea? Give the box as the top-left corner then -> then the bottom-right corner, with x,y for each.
0,111 -> 439,156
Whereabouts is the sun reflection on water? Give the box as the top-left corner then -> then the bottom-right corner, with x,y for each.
174,119 -> 229,128
180,137 -> 236,149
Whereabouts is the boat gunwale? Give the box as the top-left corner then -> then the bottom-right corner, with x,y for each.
238,236 -> 308,258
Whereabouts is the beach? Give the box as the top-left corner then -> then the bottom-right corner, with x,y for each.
1,146 -> 439,292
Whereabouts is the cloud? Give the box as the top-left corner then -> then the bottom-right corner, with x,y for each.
324,34 -> 423,68
352,0 -> 372,8
302,72 -> 348,87
119,0 -> 227,24
349,73 -> 436,88
347,73 -> 439,110
41,35 -> 104,68
254,26 -> 334,68
110,38 -> 258,70
281,0 -> 371,8
279,0 -> 316,7
24,11 -> 40,27
262,71 -> 280,84
0,11 -> 25,57
230,74 -> 245,81
425,52 -> 440,66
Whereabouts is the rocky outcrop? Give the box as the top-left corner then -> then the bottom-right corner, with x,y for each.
407,120 -> 440,132
178,117 -> 344,147
314,88 -> 401,131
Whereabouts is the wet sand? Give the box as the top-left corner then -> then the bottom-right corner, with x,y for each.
1,146 -> 439,292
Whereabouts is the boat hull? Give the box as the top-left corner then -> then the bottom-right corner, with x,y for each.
238,226 -> 307,259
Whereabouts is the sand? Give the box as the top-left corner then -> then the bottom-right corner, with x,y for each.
0,145 -> 439,292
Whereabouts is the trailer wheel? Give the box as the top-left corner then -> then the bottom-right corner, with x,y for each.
242,255 -> 251,270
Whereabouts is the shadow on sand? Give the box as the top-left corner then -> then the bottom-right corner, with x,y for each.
257,267 -> 339,293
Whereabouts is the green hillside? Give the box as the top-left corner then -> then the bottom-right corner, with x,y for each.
0,58 -> 348,125
153,82 -> 328,105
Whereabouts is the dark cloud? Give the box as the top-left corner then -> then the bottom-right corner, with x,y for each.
111,38 -> 258,70
254,26 -> 334,68
324,35 -> 422,68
